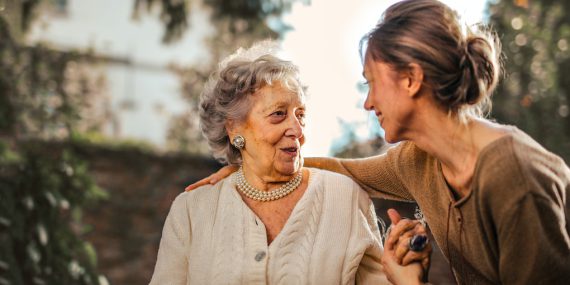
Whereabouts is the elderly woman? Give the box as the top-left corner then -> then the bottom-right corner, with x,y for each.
149,42 -> 419,284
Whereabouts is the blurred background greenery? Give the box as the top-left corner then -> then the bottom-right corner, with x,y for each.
0,0 -> 568,284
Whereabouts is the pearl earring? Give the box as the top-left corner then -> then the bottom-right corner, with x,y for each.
232,135 -> 245,150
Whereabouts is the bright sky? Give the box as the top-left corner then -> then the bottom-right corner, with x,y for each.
282,0 -> 488,156
27,0 -> 488,156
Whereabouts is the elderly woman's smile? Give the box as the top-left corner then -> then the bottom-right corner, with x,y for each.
280,147 -> 299,156
233,82 -> 306,182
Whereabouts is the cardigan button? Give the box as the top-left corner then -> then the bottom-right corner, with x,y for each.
254,251 -> 266,262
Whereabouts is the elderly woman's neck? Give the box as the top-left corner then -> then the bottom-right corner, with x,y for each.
241,164 -> 300,192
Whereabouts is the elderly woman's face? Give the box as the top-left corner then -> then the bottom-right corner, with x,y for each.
234,82 -> 305,178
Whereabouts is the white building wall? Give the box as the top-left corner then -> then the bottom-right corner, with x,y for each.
26,0 -> 214,147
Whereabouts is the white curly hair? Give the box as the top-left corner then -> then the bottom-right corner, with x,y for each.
198,40 -> 307,165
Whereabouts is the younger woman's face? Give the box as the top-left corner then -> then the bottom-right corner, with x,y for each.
363,55 -> 416,143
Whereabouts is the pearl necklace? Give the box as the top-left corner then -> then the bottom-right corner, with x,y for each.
234,166 -> 302,202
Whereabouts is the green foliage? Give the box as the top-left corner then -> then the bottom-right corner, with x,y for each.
70,131 -> 158,154
488,0 -> 570,162
133,0 -> 306,43
20,0 -> 42,32
132,0 -> 189,43
1,4 -> 108,283
0,14 -> 105,139
0,141 -> 107,285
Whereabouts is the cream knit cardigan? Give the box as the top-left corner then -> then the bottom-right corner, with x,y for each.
149,168 -> 389,285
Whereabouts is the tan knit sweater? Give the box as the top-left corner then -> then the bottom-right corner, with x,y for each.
149,168 -> 390,285
308,127 -> 570,284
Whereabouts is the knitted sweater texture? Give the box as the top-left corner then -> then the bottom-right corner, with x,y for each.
149,168 -> 389,285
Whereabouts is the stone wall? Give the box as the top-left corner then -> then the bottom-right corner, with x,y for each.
76,144 -> 221,284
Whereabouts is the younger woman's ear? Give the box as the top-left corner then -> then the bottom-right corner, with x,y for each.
405,63 -> 424,97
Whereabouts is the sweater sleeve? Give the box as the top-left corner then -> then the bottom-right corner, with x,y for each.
498,192 -> 570,284
480,138 -> 570,284
149,193 -> 191,285
355,188 -> 391,285
492,155 -> 570,284
305,143 -> 414,201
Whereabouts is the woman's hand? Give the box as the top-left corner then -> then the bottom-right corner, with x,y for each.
185,165 -> 239,191
382,208 -> 431,284
382,242 -> 424,285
